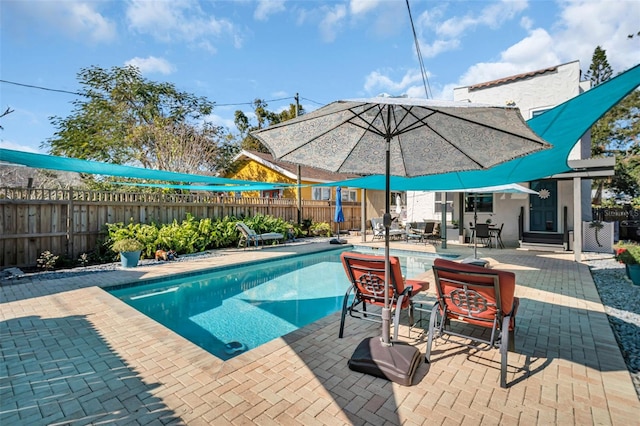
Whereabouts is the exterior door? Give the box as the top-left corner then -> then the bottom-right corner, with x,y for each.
529,180 -> 558,232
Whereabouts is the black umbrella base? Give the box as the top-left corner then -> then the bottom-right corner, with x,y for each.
348,337 -> 422,386
330,238 -> 347,244
461,257 -> 490,268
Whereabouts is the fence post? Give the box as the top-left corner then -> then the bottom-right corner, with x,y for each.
68,188 -> 74,258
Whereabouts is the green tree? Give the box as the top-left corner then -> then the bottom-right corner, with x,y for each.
234,99 -> 304,153
585,47 -> 640,203
44,65 -> 239,182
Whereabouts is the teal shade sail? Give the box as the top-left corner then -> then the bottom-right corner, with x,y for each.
0,148 -> 252,185
113,181 -> 295,192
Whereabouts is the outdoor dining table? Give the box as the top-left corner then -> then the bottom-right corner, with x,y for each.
470,225 -> 502,249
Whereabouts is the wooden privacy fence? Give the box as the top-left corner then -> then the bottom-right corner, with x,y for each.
0,187 -> 362,268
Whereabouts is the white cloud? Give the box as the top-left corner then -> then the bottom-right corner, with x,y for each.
7,1 -> 116,43
350,0 -> 382,15
0,141 -> 40,154
451,0 -> 640,91
435,0 -> 528,38
254,0 -> 286,21
125,56 -> 176,75
457,29 -> 560,87
319,5 -> 348,42
69,2 -> 117,42
364,69 -> 426,96
520,16 -> 533,31
126,0 -> 242,50
206,113 -> 236,130
419,38 -> 461,58
418,0 -> 528,58
552,0 -> 640,72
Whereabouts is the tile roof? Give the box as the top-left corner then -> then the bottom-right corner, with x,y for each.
468,65 -> 559,91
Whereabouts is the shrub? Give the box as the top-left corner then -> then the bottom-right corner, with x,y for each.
37,250 -> 59,270
111,238 -> 144,253
310,221 -> 331,237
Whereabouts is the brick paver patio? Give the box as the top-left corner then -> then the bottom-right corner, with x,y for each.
1,238 -> 638,425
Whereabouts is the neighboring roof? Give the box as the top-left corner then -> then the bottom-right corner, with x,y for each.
468,65 -> 558,91
233,150 -> 360,183
464,61 -> 581,92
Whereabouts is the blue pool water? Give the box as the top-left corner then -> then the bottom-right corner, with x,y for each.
108,246 -> 451,360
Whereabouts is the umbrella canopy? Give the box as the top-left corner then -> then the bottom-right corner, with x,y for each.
252,97 -> 550,347
253,97 -> 550,178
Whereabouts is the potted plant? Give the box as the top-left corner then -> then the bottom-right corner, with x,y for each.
112,238 -> 145,268
614,241 -> 640,285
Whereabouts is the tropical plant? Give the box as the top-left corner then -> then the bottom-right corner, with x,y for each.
111,238 -> 145,253
614,241 -> 640,265
310,221 -> 331,237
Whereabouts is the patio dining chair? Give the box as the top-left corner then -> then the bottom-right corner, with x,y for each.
474,223 -> 493,248
495,223 -> 505,249
420,258 -> 519,388
406,222 -> 431,243
339,251 -> 429,340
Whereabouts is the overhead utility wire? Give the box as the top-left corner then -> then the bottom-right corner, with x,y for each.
406,0 -> 432,99
0,79 -> 84,96
1,79 -> 326,109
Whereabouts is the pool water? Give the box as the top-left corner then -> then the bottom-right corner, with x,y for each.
108,246 -> 450,360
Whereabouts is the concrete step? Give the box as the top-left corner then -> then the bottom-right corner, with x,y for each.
518,241 -> 568,252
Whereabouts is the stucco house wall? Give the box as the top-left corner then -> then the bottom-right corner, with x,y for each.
407,61 -> 591,247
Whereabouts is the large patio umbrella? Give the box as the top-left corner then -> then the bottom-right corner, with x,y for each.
252,97 -> 550,383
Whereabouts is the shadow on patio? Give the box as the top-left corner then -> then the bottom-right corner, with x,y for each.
0,315 -> 180,425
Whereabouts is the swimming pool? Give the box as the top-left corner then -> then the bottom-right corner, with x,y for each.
108,246 -> 451,360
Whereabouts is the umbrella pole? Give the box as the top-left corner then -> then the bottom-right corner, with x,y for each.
474,195 -> 478,259
344,132 -> 421,386
381,134 -> 393,346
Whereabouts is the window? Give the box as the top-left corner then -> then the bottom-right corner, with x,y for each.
262,189 -> 281,198
341,189 -> 357,202
531,108 -> 550,119
312,187 -> 331,200
465,193 -> 493,213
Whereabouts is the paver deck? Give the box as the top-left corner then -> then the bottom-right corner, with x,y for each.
1,238 -> 638,425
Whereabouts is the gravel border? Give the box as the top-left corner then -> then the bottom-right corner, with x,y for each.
585,256 -> 640,400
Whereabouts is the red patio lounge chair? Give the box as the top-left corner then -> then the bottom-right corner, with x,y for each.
422,258 -> 519,388
339,251 -> 428,340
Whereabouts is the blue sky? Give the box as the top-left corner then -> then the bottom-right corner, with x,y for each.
1,0 -> 639,155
